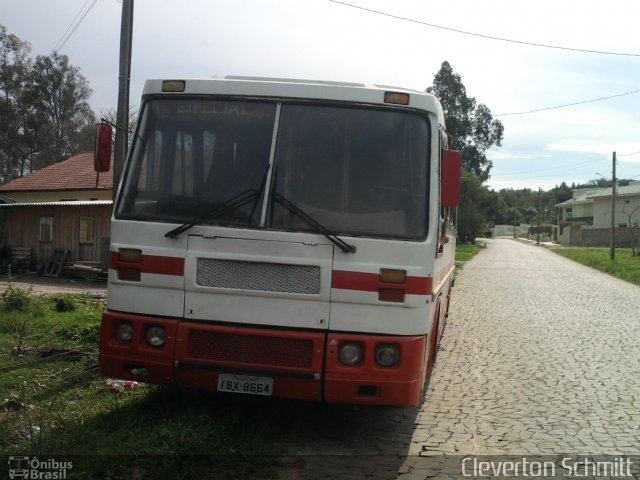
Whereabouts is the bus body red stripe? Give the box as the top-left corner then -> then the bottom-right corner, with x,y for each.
110,252 -> 184,276
331,270 -> 432,295
141,255 -> 184,276
110,253 -> 431,294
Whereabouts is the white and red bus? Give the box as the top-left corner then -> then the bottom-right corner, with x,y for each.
98,77 -> 460,406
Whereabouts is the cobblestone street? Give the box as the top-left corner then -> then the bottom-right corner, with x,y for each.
277,239 -> 640,478
417,238 -> 640,457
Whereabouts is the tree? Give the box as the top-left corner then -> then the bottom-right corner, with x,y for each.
0,25 -> 35,181
551,181 -> 572,205
427,61 -> 503,181
457,171 -> 494,242
426,61 -> 504,242
28,53 -> 95,170
0,26 -> 96,180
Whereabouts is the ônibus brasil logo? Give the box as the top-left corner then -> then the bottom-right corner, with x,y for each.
8,456 -> 72,479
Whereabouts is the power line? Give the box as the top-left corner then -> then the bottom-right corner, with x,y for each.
328,0 -> 640,57
52,0 -> 93,52
495,89 -> 640,116
52,0 -> 99,53
490,158 -> 604,176
503,164 -> 610,181
618,150 -> 640,157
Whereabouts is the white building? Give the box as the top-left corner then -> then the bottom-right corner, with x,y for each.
554,181 -> 640,246
590,182 -> 640,229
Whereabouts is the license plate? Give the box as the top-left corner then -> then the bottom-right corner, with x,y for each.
217,374 -> 274,396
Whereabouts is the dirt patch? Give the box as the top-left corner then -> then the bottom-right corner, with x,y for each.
0,273 -> 107,297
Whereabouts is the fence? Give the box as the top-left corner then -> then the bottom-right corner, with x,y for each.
576,227 -> 637,248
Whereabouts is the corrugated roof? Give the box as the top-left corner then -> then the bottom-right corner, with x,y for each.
0,152 -> 113,192
0,200 -> 112,208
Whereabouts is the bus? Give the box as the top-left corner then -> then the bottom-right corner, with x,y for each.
97,76 -> 460,407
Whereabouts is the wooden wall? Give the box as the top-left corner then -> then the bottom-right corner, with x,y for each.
1,205 -> 112,265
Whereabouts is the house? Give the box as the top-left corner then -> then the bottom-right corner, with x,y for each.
554,181 -> 640,246
554,188 -> 599,244
590,182 -> 640,229
0,152 -> 113,268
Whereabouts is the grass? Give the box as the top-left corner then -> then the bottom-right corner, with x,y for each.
455,242 -> 482,269
0,286 -> 281,479
551,246 -> 640,286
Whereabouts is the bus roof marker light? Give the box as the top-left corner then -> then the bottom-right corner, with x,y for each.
384,92 -> 410,105
162,80 -> 186,92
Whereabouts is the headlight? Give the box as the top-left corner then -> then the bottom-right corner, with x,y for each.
338,342 -> 363,366
116,322 -> 133,343
146,325 -> 165,347
375,344 -> 399,367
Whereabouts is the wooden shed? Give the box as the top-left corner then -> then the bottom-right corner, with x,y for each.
0,200 -> 112,267
0,153 -> 113,268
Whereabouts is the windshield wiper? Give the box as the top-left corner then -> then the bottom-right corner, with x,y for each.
271,193 -> 356,254
165,189 -> 260,239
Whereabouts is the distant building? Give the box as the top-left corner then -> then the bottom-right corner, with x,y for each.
0,152 -> 113,267
0,152 -> 112,202
554,181 -> 640,246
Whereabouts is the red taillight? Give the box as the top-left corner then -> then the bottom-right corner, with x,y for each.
112,249 -> 142,282
378,269 -> 406,302
378,288 -> 405,303
117,268 -> 141,282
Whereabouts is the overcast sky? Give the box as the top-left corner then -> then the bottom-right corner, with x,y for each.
3,0 -> 640,191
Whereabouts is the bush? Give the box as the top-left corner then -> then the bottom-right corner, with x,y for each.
1,285 -> 33,312
53,295 -> 77,312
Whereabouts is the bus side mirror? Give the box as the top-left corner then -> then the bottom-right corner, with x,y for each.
441,149 -> 461,207
94,122 -> 113,172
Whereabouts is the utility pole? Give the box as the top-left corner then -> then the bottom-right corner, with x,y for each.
610,151 -> 617,260
114,0 -> 134,201
536,187 -> 542,245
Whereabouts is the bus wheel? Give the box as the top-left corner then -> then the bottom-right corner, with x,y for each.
425,305 -> 440,382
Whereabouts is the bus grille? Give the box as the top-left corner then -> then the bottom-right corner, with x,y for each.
196,258 -> 321,294
187,330 -> 314,369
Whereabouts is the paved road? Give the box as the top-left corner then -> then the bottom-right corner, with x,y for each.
419,238 -> 640,457
276,239 -> 640,479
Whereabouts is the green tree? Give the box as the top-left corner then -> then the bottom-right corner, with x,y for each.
427,61 -> 503,181
427,61 -> 504,242
551,181 -> 572,205
28,52 -> 95,170
457,171 -> 494,242
0,25 -> 35,181
1,26 -> 96,179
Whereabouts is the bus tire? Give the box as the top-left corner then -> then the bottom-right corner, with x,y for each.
425,303 -> 440,382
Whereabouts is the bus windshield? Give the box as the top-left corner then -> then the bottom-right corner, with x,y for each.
117,98 -> 431,240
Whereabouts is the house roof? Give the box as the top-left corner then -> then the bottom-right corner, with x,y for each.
556,183 -> 640,206
556,191 -> 592,207
588,183 -> 640,199
0,152 -> 112,193
0,200 -> 112,208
